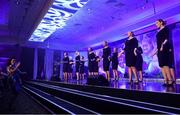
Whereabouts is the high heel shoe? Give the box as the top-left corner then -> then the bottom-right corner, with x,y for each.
172,80 -> 176,84
128,80 -> 133,84
139,79 -> 143,82
167,80 -> 173,86
134,80 -> 139,84
162,80 -> 168,86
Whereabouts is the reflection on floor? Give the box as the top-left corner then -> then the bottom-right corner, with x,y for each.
61,78 -> 180,94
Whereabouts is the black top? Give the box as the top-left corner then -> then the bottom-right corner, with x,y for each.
63,56 -> 69,72
124,37 -> 138,66
156,26 -> 171,67
75,55 -> 80,65
136,47 -> 143,69
95,56 -> 100,66
112,52 -> 118,64
136,47 -> 143,56
124,37 -> 138,54
88,52 -> 96,63
80,60 -> 85,68
63,56 -> 69,64
69,59 -> 74,67
156,27 -> 170,51
102,47 -> 111,59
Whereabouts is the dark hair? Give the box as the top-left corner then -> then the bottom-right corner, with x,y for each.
157,19 -> 166,26
114,47 -> 117,52
64,52 -> 68,55
7,58 -> 13,66
88,47 -> 93,52
104,41 -> 108,46
129,31 -> 135,37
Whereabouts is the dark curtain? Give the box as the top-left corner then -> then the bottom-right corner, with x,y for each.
52,50 -> 61,81
20,47 -> 34,80
37,48 -> 45,80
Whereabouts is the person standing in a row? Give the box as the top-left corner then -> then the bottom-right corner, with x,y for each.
94,52 -> 100,76
112,48 -> 119,81
119,32 -> 139,83
153,19 -> 173,85
68,56 -> 74,80
134,46 -> 143,82
169,48 -> 176,83
79,56 -> 85,80
75,51 -> 80,80
63,52 -> 69,81
88,47 -> 96,77
102,41 -> 111,81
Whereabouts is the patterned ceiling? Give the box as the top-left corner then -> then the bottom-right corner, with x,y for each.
29,0 -> 89,42
0,0 -> 179,50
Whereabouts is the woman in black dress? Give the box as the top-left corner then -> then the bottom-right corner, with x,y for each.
80,56 -> 85,80
88,47 -> 96,77
169,48 -> 176,83
68,56 -> 74,80
112,48 -> 119,81
119,32 -> 139,83
75,51 -> 80,80
63,52 -> 69,81
135,46 -> 143,82
94,52 -> 100,76
102,41 -> 111,81
153,19 -> 172,85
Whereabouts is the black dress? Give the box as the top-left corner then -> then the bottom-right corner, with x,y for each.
80,60 -> 85,74
124,37 -> 138,67
136,47 -> 143,71
156,27 -> 170,67
88,52 -> 96,72
68,60 -> 74,73
63,56 -> 69,72
75,55 -> 80,72
168,48 -> 174,68
112,52 -> 118,70
94,56 -> 100,72
102,47 -> 111,71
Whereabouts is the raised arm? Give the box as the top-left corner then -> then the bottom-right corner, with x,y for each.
152,49 -> 158,57
118,50 -> 124,57
134,48 -> 137,56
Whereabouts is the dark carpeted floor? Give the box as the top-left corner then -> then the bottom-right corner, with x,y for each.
0,88 -> 49,114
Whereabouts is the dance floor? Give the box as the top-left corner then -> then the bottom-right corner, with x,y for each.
61,78 -> 180,94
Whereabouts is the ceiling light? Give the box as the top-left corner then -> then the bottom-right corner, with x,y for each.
29,0 -> 89,42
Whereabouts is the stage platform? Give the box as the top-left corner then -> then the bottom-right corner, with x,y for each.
23,79 -> 180,114
54,78 -> 180,94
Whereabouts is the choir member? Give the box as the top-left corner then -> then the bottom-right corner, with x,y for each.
153,19 -> 173,85
119,32 -> 139,83
88,47 -> 96,77
63,52 -> 69,81
112,48 -> 119,81
79,56 -> 85,80
134,46 -> 143,82
102,41 -> 111,81
68,56 -> 74,80
169,48 -> 176,83
75,51 -> 80,80
94,52 -> 100,76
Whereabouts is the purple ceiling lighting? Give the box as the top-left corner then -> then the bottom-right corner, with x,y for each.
29,0 -> 89,42
43,0 -> 180,51
0,0 -> 9,25
0,0 -> 179,51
